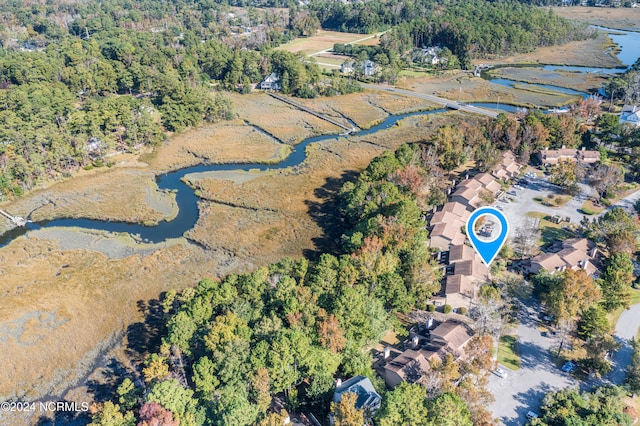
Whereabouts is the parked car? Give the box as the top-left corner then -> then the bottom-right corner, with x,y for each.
527,411 -> 539,420
494,367 -> 508,378
495,205 -> 504,210
513,184 -> 523,190
507,190 -> 517,196
562,361 -> 576,373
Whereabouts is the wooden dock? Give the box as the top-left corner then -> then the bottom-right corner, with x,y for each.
0,209 -> 27,226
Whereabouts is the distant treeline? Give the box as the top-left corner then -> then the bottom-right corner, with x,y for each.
309,0 -> 591,68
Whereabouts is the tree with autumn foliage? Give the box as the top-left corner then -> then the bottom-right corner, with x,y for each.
545,269 -> 601,323
317,308 -> 347,353
331,392 -> 365,426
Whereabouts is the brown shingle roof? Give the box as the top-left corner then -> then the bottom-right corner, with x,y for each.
442,202 -> 471,220
449,244 -> 476,263
430,321 -> 474,352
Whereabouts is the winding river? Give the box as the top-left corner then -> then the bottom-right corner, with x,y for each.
0,110 -> 452,247
1,26 -> 638,248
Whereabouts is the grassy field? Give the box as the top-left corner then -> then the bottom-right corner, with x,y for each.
487,67 -> 609,92
399,71 -> 582,108
228,92 -> 340,144
474,31 -> 621,68
499,335 -> 521,370
275,30 -> 381,56
552,6 -> 640,31
144,118 -> 292,172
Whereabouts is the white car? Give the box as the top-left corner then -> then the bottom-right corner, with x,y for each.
494,367 -> 508,378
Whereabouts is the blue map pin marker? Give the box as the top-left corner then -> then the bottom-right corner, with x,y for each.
466,207 -> 509,266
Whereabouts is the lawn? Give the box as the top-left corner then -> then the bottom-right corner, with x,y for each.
532,193 -> 571,207
276,30 -> 380,56
498,334 -> 521,370
580,199 -> 605,215
525,211 -> 575,246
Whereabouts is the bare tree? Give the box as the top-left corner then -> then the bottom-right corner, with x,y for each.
512,217 -> 540,258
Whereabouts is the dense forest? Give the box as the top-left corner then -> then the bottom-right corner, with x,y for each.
0,0 -> 357,199
308,0 -> 591,68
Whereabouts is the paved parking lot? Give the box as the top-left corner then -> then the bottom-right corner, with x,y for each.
487,300 -> 578,425
493,176 -> 593,232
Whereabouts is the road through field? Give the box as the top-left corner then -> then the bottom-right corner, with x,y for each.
361,83 -> 500,118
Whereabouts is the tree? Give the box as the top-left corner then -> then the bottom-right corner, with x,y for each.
426,392 -> 472,426
138,402 -> 178,426
116,378 -> 141,411
546,269 -> 601,323
577,305 -> 609,341
89,402 -> 135,426
375,382 -> 429,426
317,308 -> 347,353
548,159 -> 579,192
331,392 -> 365,426
626,338 -> 640,394
587,208 -> 639,255
538,386 -> 632,425
600,252 -> 634,310
589,163 -> 624,200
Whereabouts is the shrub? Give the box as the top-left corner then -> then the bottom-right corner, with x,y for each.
427,304 -> 436,312
443,304 -> 452,314
459,307 -> 467,315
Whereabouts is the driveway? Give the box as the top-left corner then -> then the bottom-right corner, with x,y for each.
603,303 -> 640,385
487,299 -> 578,425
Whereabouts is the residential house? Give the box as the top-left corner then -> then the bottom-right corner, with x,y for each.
429,221 -> 466,250
536,147 -> 600,166
474,172 -> 502,195
340,61 -> 355,74
441,201 -> 471,222
413,46 -> 446,66
428,202 -> 470,254
374,320 -> 474,388
620,105 -> 640,128
529,238 -> 598,275
362,60 -> 379,76
259,73 -> 281,90
450,173 -> 501,210
492,151 -> 521,181
443,244 -> 490,309
332,376 -> 382,423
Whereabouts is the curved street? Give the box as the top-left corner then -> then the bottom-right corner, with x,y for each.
487,301 -> 640,425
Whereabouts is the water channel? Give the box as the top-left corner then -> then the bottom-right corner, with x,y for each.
481,26 -> 640,99
0,26 -> 638,248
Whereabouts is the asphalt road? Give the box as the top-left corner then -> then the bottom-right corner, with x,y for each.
487,300 -> 578,425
